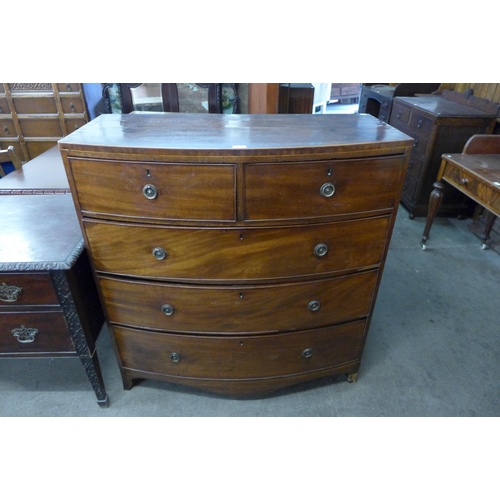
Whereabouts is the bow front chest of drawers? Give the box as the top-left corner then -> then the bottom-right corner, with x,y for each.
59,113 -> 412,396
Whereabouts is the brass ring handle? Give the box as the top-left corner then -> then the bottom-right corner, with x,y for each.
308,300 -> 321,312
170,352 -> 181,363
161,304 -> 174,316
143,184 -> 158,199
314,243 -> 328,257
320,182 -> 335,198
152,247 -> 167,260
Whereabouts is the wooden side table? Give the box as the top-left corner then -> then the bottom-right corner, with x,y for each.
0,195 -> 108,407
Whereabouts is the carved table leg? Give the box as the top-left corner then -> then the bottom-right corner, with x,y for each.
421,181 -> 445,250
480,211 -> 496,250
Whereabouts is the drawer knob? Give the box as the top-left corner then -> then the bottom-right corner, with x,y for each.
417,119 -> 423,128
170,352 -> 181,363
314,243 -> 328,257
143,184 -> 158,199
161,304 -> 174,316
320,182 -> 335,198
11,325 -> 38,343
397,112 -> 402,118
70,102 -> 76,112
308,300 -> 321,312
0,282 -> 23,302
0,106 -> 3,113
3,125 -> 9,134
66,83 -> 72,91
302,348 -> 314,359
460,178 -> 469,186
152,247 -> 167,260
413,139 -> 418,147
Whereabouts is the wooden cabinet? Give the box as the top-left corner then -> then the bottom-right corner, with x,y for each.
0,195 -> 108,407
59,113 -> 412,397
388,90 -> 498,218
0,83 -> 89,163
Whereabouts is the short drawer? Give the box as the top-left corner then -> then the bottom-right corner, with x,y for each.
56,83 -> 81,93
65,118 -> 87,133
406,152 -> 425,180
442,163 -> 490,206
0,273 -> 59,306
18,117 -> 62,137
244,156 -> 404,221
60,97 -> 85,114
391,102 -> 411,126
12,97 -> 57,114
85,216 -> 390,282
69,158 -> 236,222
401,173 -> 419,202
0,97 -> 9,114
0,311 -> 74,354
0,119 -> 16,137
99,270 -> 378,333
409,112 -> 433,136
114,320 -> 367,380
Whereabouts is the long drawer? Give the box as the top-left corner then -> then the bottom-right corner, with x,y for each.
99,270 -> 377,334
244,156 -> 404,220
85,216 -> 390,282
114,320 -> 367,380
68,158 -> 236,222
0,311 -> 74,354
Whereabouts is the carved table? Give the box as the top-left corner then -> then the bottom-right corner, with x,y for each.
0,194 -> 108,407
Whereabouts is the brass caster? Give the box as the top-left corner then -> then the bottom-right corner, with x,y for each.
347,373 -> 358,383
481,243 -> 488,250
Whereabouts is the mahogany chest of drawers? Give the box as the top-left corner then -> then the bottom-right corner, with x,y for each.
59,113 -> 412,397
0,195 -> 108,406
388,90 -> 498,218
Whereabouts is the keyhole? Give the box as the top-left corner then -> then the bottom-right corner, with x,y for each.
239,234 -> 244,241
239,293 -> 244,298
327,168 -> 332,176
146,169 -> 151,178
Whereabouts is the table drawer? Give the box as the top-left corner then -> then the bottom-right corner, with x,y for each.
85,216 -> 390,282
0,311 -> 73,354
0,273 -> 59,306
114,320 -> 367,380
443,163 -> 490,205
244,157 -> 404,220
69,158 -> 236,222
100,270 -> 377,333
391,102 -> 411,127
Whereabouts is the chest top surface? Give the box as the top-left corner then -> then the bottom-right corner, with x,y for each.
58,113 -> 413,158
0,195 -> 83,270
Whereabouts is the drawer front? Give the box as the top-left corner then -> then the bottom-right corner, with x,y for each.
60,97 -> 85,114
0,273 -> 58,306
0,97 -> 9,114
411,133 -> 428,157
100,270 -> 377,333
114,320 -> 367,380
85,216 -> 390,281
12,97 -> 57,114
406,152 -> 425,180
56,83 -> 81,93
443,163 -> 491,206
18,118 -> 62,137
65,118 -> 87,133
70,158 -> 236,222
390,102 -> 411,127
0,119 -> 16,137
244,157 -> 404,220
409,112 -> 433,136
0,311 -> 73,354
401,173 -> 419,202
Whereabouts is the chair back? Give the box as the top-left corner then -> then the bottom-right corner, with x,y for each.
463,134 -> 500,154
0,146 -> 22,177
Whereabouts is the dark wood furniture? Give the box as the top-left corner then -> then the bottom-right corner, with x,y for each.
388,90 -> 499,218
0,195 -> 108,407
329,84 -> 361,103
278,84 -> 314,114
0,146 -> 69,194
59,113 -> 412,397
0,83 -> 89,163
421,135 -> 500,249
358,83 -> 441,123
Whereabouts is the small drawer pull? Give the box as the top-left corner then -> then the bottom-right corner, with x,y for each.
0,106 -> 3,113
170,352 -> 181,363
308,300 -> 321,312
152,247 -> 167,260
302,348 -> 314,359
143,184 -> 158,199
12,325 -> 39,343
70,102 -> 76,112
460,178 -> 469,186
0,282 -> 23,302
397,111 -> 402,119
3,125 -> 9,134
314,243 -> 328,257
413,139 -> 418,147
320,182 -> 335,198
66,83 -> 72,91
161,304 -> 174,316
